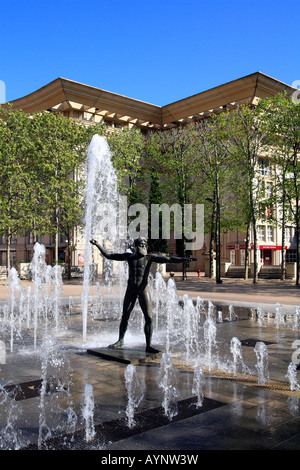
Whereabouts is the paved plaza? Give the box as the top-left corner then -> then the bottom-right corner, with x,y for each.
0,274 -> 300,452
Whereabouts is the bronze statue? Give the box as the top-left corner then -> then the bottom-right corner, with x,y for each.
90,237 -> 196,354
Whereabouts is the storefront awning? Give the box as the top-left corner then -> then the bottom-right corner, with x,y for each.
258,245 -> 287,250
227,244 -> 288,250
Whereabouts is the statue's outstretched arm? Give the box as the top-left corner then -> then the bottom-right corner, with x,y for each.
90,239 -> 129,261
150,254 -> 197,264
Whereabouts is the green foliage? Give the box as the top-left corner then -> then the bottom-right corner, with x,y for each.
107,127 -> 147,206
146,126 -> 200,257
0,106 -> 34,237
147,170 -> 169,254
0,106 -> 92,266
30,111 -> 88,237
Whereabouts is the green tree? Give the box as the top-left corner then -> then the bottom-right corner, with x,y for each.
31,111 -> 91,273
0,105 -> 34,268
194,118 -> 245,282
107,127 -> 147,206
221,105 -> 267,283
148,126 -> 199,279
147,170 -> 168,254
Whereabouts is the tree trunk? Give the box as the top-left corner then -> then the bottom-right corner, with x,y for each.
296,205 -> 300,286
280,178 -> 286,280
6,231 -> 11,271
252,219 -> 258,283
281,210 -> 286,281
67,231 -> 72,280
244,223 -> 249,280
250,176 -> 258,284
209,210 -> 215,279
293,151 -> 299,286
215,168 -> 222,284
55,232 -> 59,265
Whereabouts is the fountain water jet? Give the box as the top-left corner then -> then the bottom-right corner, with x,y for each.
158,353 -> 180,420
6,267 -> 23,352
165,278 -> 180,354
254,341 -> 269,385
124,364 -> 143,428
192,365 -> 204,408
203,312 -> 217,371
217,310 -> 223,323
30,243 -> 47,347
275,302 -> 285,329
286,362 -> 299,391
38,333 -> 75,449
256,307 -> 264,327
0,383 -> 24,450
81,134 -> 125,342
226,304 -> 237,322
230,337 -> 245,376
182,294 -> 201,365
82,384 -> 96,442
152,272 -> 167,332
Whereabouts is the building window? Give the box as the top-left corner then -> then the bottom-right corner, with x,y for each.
28,233 -> 44,244
267,226 -> 273,242
258,160 -> 271,176
0,234 -> 16,244
240,249 -> 245,266
0,234 -> 7,245
0,252 -> 6,266
60,234 -> 67,244
286,249 -> 296,263
0,252 -> 16,266
258,225 -> 265,241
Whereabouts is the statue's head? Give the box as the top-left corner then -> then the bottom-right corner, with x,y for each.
134,237 -> 148,256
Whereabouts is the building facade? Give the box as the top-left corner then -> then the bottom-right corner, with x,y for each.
2,72 -> 297,278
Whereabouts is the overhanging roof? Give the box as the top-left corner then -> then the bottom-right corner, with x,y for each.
8,77 -> 163,127
162,72 -> 296,126
7,72 -> 296,129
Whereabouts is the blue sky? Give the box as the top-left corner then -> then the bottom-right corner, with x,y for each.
1,0 -> 299,105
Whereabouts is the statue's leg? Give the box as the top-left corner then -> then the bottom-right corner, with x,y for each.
108,287 -> 136,349
139,288 -> 160,354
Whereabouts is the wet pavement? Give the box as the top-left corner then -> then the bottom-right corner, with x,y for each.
0,275 -> 300,452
